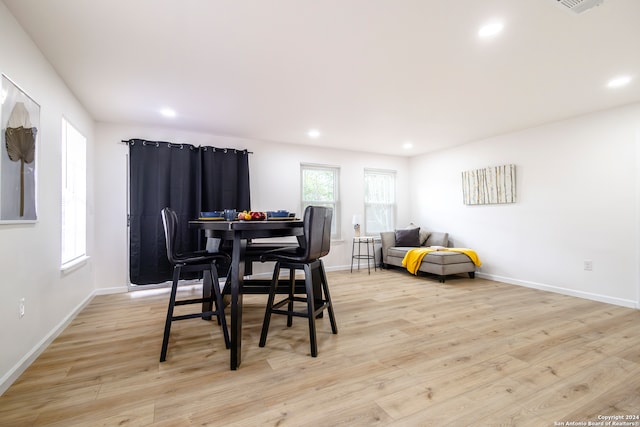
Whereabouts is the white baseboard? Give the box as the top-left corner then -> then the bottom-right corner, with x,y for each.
95,286 -> 129,295
476,272 -> 638,309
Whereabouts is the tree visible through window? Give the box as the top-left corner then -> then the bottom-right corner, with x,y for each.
301,164 -> 340,238
364,169 -> 396,235
61,118 -> 87,267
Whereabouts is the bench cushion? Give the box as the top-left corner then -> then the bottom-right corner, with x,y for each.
388,247 -> 471,264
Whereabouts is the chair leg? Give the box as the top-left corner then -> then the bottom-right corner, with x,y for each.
318,260 -> 338,334
304,264 -> 318,357
204,269 -> 218,324
287,267 -> 295,327
202,268 -> 214,320
160,265 -> 182,362
210,263 -> 230,349
212,295 -> 221,325
259,262 -> 281,347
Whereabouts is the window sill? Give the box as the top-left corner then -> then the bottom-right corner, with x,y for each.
61,255 -> 90,274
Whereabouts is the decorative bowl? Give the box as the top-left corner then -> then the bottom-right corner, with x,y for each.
267,210 -> 289,218
200,211 -> 224,218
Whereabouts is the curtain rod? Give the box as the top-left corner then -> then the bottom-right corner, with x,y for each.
120,139 -> 253,154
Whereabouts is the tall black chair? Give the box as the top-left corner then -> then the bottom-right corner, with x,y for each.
160,207 -> 231,362
259,206 -> 338,357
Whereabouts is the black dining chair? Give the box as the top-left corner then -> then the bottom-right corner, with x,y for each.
259,206 -> 338,357
160,207 -> 231,362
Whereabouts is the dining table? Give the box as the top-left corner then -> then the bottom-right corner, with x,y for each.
189,217 -> 307,370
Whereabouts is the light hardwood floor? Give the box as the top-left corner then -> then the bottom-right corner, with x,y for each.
1,269 -> 639,426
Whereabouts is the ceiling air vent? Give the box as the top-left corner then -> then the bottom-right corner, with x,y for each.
555,0 -> 605,14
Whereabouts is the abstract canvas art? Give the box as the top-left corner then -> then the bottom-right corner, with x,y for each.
462,164 -> 516,205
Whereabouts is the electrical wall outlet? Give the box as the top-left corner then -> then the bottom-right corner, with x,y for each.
584,260 -> 593,271
19,298 -> 25,318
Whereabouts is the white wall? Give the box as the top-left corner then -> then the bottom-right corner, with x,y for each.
411,104 -> 640,308
0,3 -> 95,393
93,123 -> 412,290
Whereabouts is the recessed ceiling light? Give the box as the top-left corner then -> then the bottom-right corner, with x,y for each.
478,21 -> 504,38
402,141 -> 413,150
607,75 -> 632,88
307,129 -> 321,139
160,108 -> 176,118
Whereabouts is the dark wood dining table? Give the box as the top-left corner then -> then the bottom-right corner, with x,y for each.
189,218 -> 305,370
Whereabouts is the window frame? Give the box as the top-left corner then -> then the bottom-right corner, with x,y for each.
61,117 -> 88,269
300,163 -> 340,239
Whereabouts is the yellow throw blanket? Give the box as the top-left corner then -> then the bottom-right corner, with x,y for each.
402,247 -> 482,275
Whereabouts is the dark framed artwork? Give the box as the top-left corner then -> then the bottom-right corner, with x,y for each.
1,74 -> 39,222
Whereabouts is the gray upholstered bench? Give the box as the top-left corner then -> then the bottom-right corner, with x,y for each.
380,228 -> 477,283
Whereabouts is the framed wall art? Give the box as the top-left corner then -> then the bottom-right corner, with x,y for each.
1,74 -> 39,222
462,164 -> 516,205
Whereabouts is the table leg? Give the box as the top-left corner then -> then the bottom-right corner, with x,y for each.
230,234 -> 246,370
366,238 -> 371,274
350,238 -> 355,273
372,238 -> 377,272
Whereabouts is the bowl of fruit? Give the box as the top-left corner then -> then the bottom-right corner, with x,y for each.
237,210 -> 266,221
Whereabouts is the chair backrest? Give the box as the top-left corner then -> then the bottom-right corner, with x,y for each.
301,206 -> 333,261
161,207 -> 179,265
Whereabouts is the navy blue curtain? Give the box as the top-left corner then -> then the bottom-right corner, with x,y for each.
128,139 -> 251,285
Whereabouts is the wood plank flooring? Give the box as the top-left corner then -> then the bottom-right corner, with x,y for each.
1,269 -> 639,426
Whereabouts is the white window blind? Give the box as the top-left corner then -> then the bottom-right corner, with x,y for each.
364,169 -> 396,235
301,164 -> 340,238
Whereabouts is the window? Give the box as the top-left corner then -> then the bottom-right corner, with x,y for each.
61,118 -> 87,268
301,164 -> 340,238
364,169 -> 396,235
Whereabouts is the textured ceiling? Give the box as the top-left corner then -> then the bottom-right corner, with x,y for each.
3,0 -> 640,155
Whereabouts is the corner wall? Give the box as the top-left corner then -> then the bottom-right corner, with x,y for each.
410,104 -> 640,308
